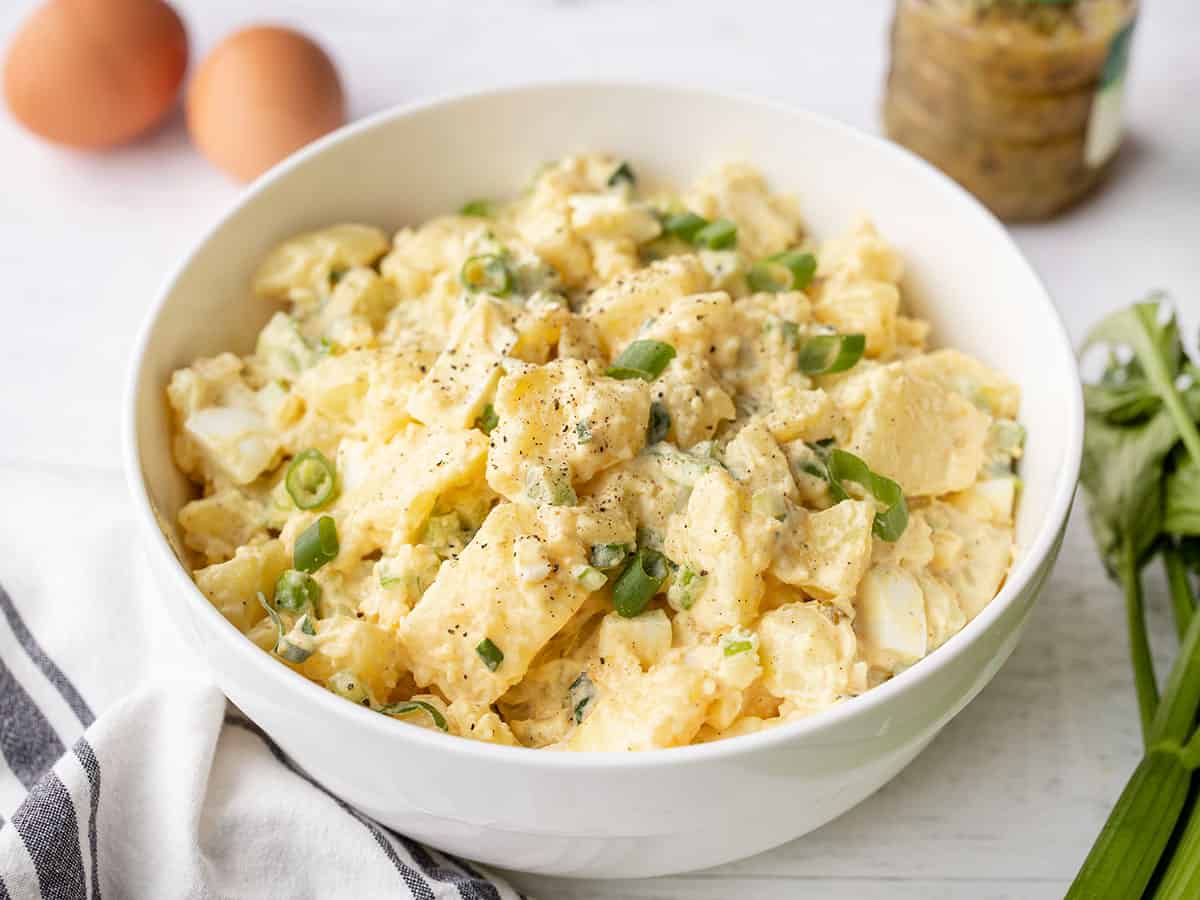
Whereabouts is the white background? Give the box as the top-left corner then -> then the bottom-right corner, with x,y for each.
1,1 -> 1198,897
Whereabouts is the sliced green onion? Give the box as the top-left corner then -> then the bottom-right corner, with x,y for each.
294,515 -> 339,573
285,448 -> 337,510
476,638 -> 504,672
723,639 -> 754,657
460,254 -> 512,297
524,465 -> 577,506
779,320 -> 801,349
571,564 -> 608,592
667,566 -> 705,611
607,161 -> 635,188
646,402 -> 671,444
693,218 -> 737,250
327,670 -> 369,704
274,569 -> 321,614
377,699 -> 448,731
575,420 -> 593,444
257,592 -> 316,664
606,340 -> 676,381
590,543 -> 631,570
568,672 -> 596,724
475,403 -> 499,434
797,333 -> 866,375
662,212 -> 708,243
746,251 -> 817,293
825,448 -> 908,542
611,548 -> 668,618
459,200 -> 494,218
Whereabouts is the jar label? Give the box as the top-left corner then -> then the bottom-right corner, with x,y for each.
1085,19 -> 1136,168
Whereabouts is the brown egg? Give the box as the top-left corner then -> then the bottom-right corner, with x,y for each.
3,0 -> 188,149
187,26 -> 345,183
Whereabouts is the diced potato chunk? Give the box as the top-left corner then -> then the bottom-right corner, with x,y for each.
398,503 -> 591,706
763,387 -> 843,444
566,655 -> 709,751
723,420 -> 797,505
359,544 -> 444,630
684,162 -> 803,259
194,539 -> 289,632
336,424 -> 488,554
905,349 -> 1020,419
771,500 -> 874,610
487,358 -> 650,503
184,405 -> 279,486
757,602 -> 857,713
179,489 -> 267,565
582,256 -> 710,355
922,501 -> 1013,620
639,292 -> 740,370
665,470 -> 777,633
408,297 -> 518,430
831,364 -> 989,496
648,356 -> 736,448
254,224 -> 389,305
597,610 -> 673,670
300,616 -> 406,700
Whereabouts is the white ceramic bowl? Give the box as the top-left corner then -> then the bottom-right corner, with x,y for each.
124,82 -> 1083,879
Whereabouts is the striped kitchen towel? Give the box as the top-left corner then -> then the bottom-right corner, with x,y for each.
0,464 -> 522,899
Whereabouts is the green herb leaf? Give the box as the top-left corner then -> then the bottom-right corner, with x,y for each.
378,699 -> 448,731
746,251 -> 817,293
611,548 -> 668,617
693,218 -> 737,250
475,404 -> 499,434
589,543 -> 631,570
646,402 -> 671,444
476,637 -> 504,672
797,333 -> 866,375
606,340 -> 676,381
285,448 -> 338,510
607,161 -> 636,188
294,515 -> 339,573
460,253 -> 513,296
459,200 -> 494,218
662,212 -> 708,243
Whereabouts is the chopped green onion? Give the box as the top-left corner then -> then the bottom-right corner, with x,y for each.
274,569 -> 321,614
575,420 -> 593,444
693,218 -> 737,250
797,333 -> 866,375
524,465 -> 577,506
377,699 -> 448,731
476,403 -> 499,434
460,254 -> 512,297
607,161 -> 636,188
590,543 -> 631,570
476,638 -> 504,672
285,448 -> 337,510
329,267 -> 348,285
646,402 -> 671,444
723,639 -> 754,657
568,672 -> 596,724
459,200 -> 494,218
606,340 -> 676,381
667,566 -> 705,611
571,564 -> 608,592
327,670 -> 369,704
662,212 -> 708,243
611,548 -> 668,618
823,448 -> 908,541
779,320 -> 801,349
746,251 -> 817,293
991,418 -> 1027,453
256,592 -> 316,664
294,515 -> 339,573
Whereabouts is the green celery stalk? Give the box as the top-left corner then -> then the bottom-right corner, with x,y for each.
1123,541 -> 1159,742
1164,544 -> 1197,641
1068,609 -> 1200,898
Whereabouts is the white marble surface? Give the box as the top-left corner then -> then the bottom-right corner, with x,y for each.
2,1 -> 1198,896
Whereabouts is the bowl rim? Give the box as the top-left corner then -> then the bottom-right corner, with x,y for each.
123,78 -> 1084,770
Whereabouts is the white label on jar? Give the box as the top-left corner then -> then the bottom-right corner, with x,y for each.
1086,19 -> 1136,168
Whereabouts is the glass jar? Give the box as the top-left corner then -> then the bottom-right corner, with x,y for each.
884,0 -> 1137,221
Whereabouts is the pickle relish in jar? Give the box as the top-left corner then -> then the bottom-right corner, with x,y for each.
884,0 -> 1137,221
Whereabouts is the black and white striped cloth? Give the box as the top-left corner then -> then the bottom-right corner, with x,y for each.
0,466 -> 522,899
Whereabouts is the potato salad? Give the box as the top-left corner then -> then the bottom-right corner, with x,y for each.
168,155 -> 1023,750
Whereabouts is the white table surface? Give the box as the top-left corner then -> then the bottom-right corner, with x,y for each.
2,1 -> 1198,897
